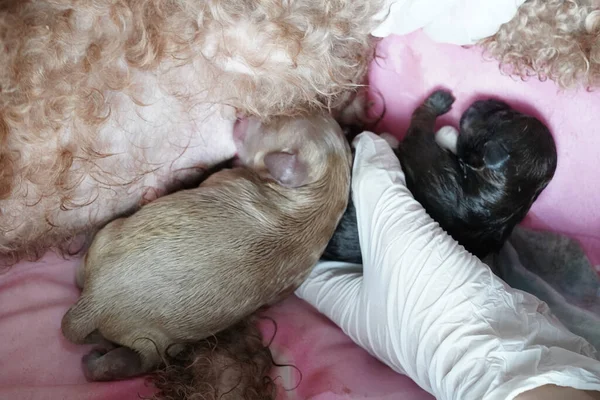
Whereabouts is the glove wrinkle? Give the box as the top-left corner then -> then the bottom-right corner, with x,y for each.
297,132 -> 600,400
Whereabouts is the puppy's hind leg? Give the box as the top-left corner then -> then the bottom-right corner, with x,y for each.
82,336 -> 164,381
62,289 -> 116,348
82,328 -> 166,381
75,256 -> 86,290
82,346 -> 146,381
61,296 -> 101,344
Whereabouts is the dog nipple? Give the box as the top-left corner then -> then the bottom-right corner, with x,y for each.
233,117 -> 249,144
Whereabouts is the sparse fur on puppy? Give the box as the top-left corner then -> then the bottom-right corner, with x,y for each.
481,0 -> 600,89
323,89 -> 557,263
61,114 -> 351,396
0,0 -> 379,264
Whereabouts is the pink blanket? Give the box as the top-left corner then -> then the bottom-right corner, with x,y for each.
1,31 -> 599,400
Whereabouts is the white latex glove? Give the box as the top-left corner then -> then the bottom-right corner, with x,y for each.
371,0 -> 526,45
296,132 -> 600,400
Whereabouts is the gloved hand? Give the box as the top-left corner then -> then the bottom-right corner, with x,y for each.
296,131 -> 600,400
371,0 -> 526,45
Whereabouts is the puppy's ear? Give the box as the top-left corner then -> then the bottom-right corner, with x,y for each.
264,151 -> 308,188
483,141 -> 510,169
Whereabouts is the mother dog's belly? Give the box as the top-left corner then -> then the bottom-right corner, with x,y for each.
64,91 -> 237,224
60,95 -> 236,226
1,65 -> 237,255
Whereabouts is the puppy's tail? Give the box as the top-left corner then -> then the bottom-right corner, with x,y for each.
149,317 -> 277,400
61,296 -> 100,344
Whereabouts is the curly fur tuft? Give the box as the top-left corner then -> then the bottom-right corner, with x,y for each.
149,318 -> 277,400
0,0 -> 381,265
481,0 -> 600,89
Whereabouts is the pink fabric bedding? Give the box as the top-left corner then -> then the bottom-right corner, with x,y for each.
1,31 -> 599,400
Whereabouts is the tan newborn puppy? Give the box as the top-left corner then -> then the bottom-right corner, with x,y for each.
61,114 -> 351,381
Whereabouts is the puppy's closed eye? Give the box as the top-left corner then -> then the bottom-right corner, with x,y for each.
483,141 -> 510,169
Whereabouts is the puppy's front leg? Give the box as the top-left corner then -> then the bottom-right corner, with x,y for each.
405,90 -> 455,138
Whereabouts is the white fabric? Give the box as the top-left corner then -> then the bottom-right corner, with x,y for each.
495,237 -> 600,353
296,132 -> 600,400
435,126 -> 459,154
371,0 -> 526,45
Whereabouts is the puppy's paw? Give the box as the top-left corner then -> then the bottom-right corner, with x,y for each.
425,90 -> 455,115
82,347 -> 144,381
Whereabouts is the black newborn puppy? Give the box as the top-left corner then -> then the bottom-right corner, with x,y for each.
323,89 -> 557,263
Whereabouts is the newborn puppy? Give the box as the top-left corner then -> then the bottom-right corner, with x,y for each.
61,114 -> 351,382
323,89 -> 557,263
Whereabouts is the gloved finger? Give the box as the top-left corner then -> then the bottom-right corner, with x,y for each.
352,132 -> 406,185
351,131 -> 442,278
295,261 -> 365,339
351,131 -> 412,272
300,131 -> 600,400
